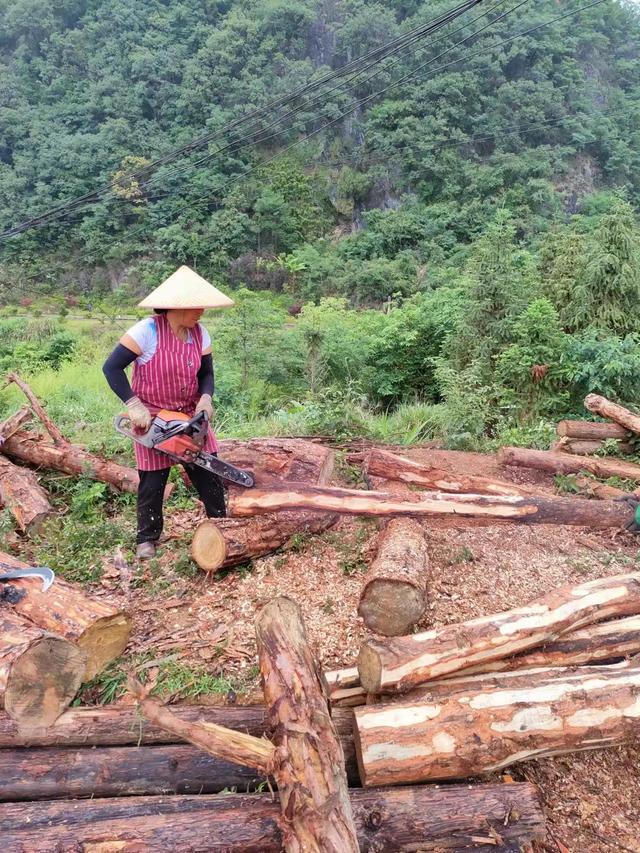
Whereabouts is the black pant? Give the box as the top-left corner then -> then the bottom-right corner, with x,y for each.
137,463 -> 226,544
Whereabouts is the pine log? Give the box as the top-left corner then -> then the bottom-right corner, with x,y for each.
573,475 -> 625,500
256,596 -> 359,853
219,437 -> 335,486
1,429 -> 140,493
0,455 -> 52,532
358,572 -> 640,694
358,517 -> 429,636
584,393 -> 640,436
362,446 -> 530,496
557,419 -> 630,440
0,406 -> 32,443
0,610 -> 86,728
0,551 -> 131,680
4,371 -> 67,445
326,614 -> 640,707
354,661 -> 640,786
552,438 -> 633,456
0,783 -> 545,852
0,743 -> 269,801
191,511 -> 339,572
499,445 -> 640,483
228,481 -> 635,529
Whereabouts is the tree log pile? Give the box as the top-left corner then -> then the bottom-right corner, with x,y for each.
0,597 -> 547,851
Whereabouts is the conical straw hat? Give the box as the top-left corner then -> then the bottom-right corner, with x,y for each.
138,266 -> 235,309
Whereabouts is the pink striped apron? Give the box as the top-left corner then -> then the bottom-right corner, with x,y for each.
131,314 -> 218,471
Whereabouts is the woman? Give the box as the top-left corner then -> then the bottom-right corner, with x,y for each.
103,265 -> 234,559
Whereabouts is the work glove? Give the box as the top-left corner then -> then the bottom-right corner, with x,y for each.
125,396 -> 152,431
195,393 -> 214,421
614,493 -> 640,532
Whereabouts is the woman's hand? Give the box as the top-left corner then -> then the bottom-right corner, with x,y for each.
126,396 -> 152,431
195,393 -> 214,420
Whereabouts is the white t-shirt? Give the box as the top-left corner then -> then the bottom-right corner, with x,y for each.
125,317 -> 211,365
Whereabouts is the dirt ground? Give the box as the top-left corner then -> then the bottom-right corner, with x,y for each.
95,446 -> 640,853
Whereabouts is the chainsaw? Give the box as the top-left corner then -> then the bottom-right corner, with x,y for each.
114,409 -> 254,488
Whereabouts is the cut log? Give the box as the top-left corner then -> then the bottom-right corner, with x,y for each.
358,517 -> 429,636
219,437 -> 335,486
362,446 -> 530,496
358,572 -> 640,694
551,438 -> 633,456
0,609 -> 86,728
572,475 -> 625,500
228,481 -> 635,529
273,606 -> 368,841
354,660 -> 640,786
0,406 -> 32,443
323,667 -> 366,707
0,455 -> 52,532
0,783 -> 545,852
256,596 -> 359,852
0,551 -> 131,680
1,429 -> 140,493
4,371 -> 67,445
584,393 -> 640,436
191,511 -> 339,572
0,742 -> 269,801
499,445 -> 640,483
557,419 -> 630,440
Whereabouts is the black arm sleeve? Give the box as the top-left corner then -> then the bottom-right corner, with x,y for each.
197,353 -> 214,397
102,344 -> 138,403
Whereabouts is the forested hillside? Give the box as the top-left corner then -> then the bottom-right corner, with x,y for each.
1,0 -> 640,447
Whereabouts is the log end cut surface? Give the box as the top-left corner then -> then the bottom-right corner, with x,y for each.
79,613 -> 132,681
5,637 -> 85,729
191,520 -> 227,572
357,644 -> 382,696
358,579 -> 426,637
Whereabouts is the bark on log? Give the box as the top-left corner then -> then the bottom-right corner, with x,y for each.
0,551 -> 131,680
572,475 -> 625,500
498,445 -> 640,483
0,783 -> 545,852
323,667 -> 367,707
228,481 -> 635,529
358,517 -> 430,636
362,446 -> 531,496
219,437 -> 335,487
584,393 -> 640,436
0,743 -> 269,801
358,572 -> 640,694
0,705 -> 358,780
1,429 -> 140,493
0,406 -> 32,443
0,610 -> 86,728
557,419 -> 630,440
354,661 -> 640,786
191,511 -> 339,572
551,438 -> 633,456
256,596 -> 359,853
4,371 -> 67,445
0,455 -> 52,532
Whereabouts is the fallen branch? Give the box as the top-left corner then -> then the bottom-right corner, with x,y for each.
4,372 -> 67,445
357,572 -> 640,694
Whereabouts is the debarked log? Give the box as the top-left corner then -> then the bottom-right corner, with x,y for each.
584,393 -> 640,436
362,446 -> 531,496
228,482 -> 635,529
358,572 -> 640,694
557,419 -> 630,440
0,783 -> 545,853
0,551 -> 131,680
0,610 -> 86,728
0,455 -> 52,533
191,511 -> 339,572
354,661 -> 640,786
358,517 -> 430,636
498,445 -> 640,484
